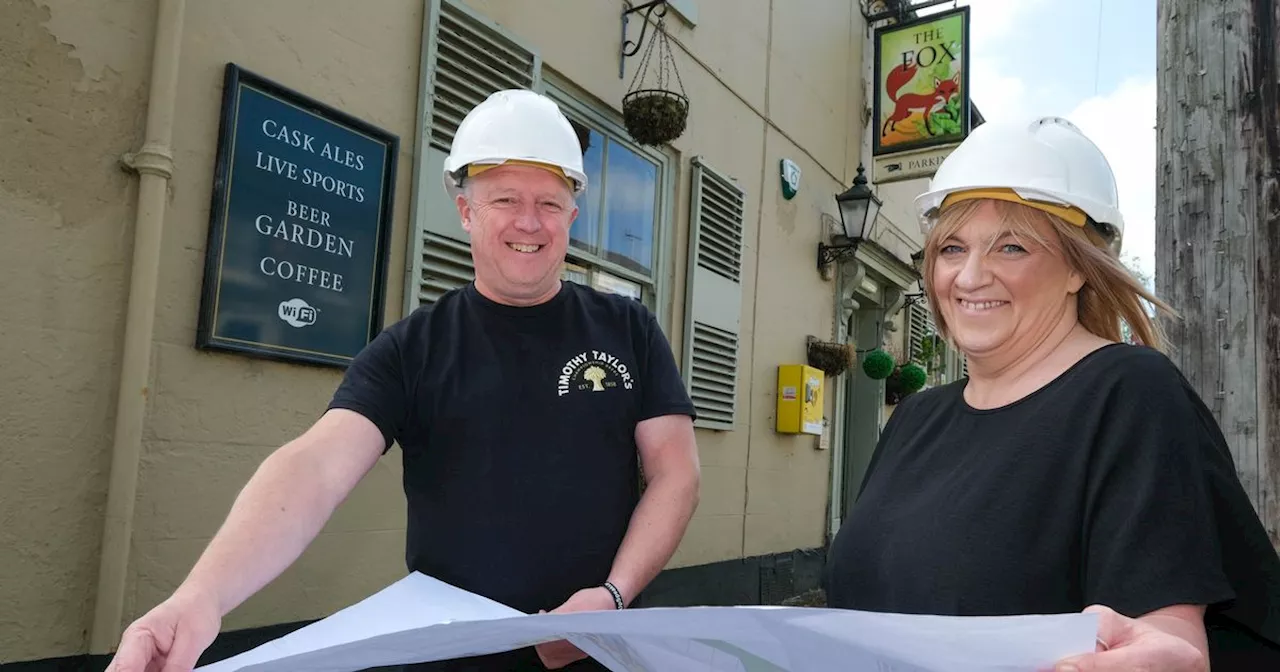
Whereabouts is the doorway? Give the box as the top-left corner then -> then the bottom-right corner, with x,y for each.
839,307 -> 884,520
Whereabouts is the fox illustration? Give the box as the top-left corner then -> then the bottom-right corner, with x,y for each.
881,62 -> 960,138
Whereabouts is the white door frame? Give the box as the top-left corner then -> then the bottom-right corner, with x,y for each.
826,249 -> 911,541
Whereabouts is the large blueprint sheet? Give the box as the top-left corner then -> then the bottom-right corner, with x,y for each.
198,573 -> 1097,671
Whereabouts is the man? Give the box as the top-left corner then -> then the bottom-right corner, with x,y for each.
105,89 -> 701,672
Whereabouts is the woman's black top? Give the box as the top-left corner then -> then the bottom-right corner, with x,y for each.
824,343 -> 1280,667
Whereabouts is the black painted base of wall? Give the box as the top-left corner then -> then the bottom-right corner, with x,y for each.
2,546 -> 828,671
636,545 -> 827,608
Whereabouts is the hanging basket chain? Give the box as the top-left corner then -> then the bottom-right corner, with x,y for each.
657,19 -> 686,98
625,14 -> 661,95
622,15 -> 689,146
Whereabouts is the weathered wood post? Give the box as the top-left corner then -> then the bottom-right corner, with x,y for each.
1155,0 -> 1279,545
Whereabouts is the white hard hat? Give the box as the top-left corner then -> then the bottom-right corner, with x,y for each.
913,116 -> 1124,255
443,89 -> 587,199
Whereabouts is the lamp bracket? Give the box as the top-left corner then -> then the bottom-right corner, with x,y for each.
862,0 -> 956,23
902,291 -> 928,307
620,1 -> 670,78
818,240 -> 862,271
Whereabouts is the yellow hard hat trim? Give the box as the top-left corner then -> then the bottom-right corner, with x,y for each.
467,159 -> 574,191
940,188 -> 1088,229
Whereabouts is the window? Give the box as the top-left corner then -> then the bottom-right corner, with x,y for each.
568,124 -> 659,277
906,301 -> 935,365
407,0 -> 674,323
550,90 -> 670,311
905,301 -> 966,385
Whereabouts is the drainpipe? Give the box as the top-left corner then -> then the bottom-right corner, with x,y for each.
90,0 -> 185,654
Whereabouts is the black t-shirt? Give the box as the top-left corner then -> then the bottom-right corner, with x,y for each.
328,280 -> 696,617
825,342 -> 1280,667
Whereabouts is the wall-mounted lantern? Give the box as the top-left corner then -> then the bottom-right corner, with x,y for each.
818,164 -> 882,271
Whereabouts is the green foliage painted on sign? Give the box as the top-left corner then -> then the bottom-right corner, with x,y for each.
915,93 -> 964,138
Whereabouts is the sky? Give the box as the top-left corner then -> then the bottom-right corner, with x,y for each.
917,0 -> 1159,281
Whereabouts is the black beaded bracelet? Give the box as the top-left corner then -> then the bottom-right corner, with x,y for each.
602,581 -> 625,609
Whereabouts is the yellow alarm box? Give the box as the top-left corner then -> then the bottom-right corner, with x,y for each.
776,364 -> 824,435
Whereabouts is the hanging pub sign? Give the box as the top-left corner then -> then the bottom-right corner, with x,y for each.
196,63 -> 398,367
872,6 -> 971,160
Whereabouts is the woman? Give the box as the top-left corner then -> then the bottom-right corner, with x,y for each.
823,116 -> 1280,670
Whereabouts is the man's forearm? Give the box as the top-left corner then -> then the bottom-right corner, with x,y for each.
605,469 -> 699,605
175,443 -> 349,616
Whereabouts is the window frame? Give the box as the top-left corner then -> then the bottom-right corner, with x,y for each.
538,74 -> 677,328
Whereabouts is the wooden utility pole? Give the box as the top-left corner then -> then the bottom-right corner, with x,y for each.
1155,0 -> 1279,545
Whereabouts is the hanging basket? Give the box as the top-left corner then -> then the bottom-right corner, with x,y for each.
622,13 -> 689,146
806,338 -> 855,376
622,88 -> 689,146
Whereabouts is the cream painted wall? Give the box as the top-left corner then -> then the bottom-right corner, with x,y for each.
0,0 -> 154,660
874,176 -> 932,254
125,0 -> 423,635
742,125 -> 846,557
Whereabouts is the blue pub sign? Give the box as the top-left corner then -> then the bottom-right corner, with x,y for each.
197,64 -> 397,367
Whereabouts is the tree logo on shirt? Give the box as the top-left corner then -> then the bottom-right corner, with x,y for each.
557,350 -> 634,396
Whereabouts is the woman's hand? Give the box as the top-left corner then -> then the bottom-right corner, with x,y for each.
1053,604 -> 1207,672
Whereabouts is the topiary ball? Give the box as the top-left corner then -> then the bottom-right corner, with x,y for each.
898,362 -> 928,393
861,349 -> 895,380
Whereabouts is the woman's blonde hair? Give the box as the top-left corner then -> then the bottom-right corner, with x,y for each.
921,198 -> 1176,352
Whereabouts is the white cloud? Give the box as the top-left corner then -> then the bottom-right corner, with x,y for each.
918,0 -> 1046,47
915,0 -> 1045,122
968,56 -> 1030,122
1065,77 -> 1158,280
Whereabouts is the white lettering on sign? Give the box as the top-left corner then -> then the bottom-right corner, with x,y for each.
253,151 -> 367,203
261,119 -> 316,153
259,256 -> 345,293
255,214 -> 354,258
287,199 -> 331,227
260,118 -> 366,172
321,142 -> 366,171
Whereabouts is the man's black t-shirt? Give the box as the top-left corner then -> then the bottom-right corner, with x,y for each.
825,342 -> 1280,667
327,280 -> 695,669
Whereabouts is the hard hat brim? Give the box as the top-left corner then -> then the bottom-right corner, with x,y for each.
443,158 -> 587,200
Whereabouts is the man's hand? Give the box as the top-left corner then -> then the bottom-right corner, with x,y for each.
534,587 -> 617,669
105,586 -> 222,672
1052,605 -> 1207,672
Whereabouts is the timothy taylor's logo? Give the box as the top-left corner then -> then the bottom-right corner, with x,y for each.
557,350 -> 634,396
278,298 -> 318,328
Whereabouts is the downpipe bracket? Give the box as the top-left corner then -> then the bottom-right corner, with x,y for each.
119,142 -> 175,179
